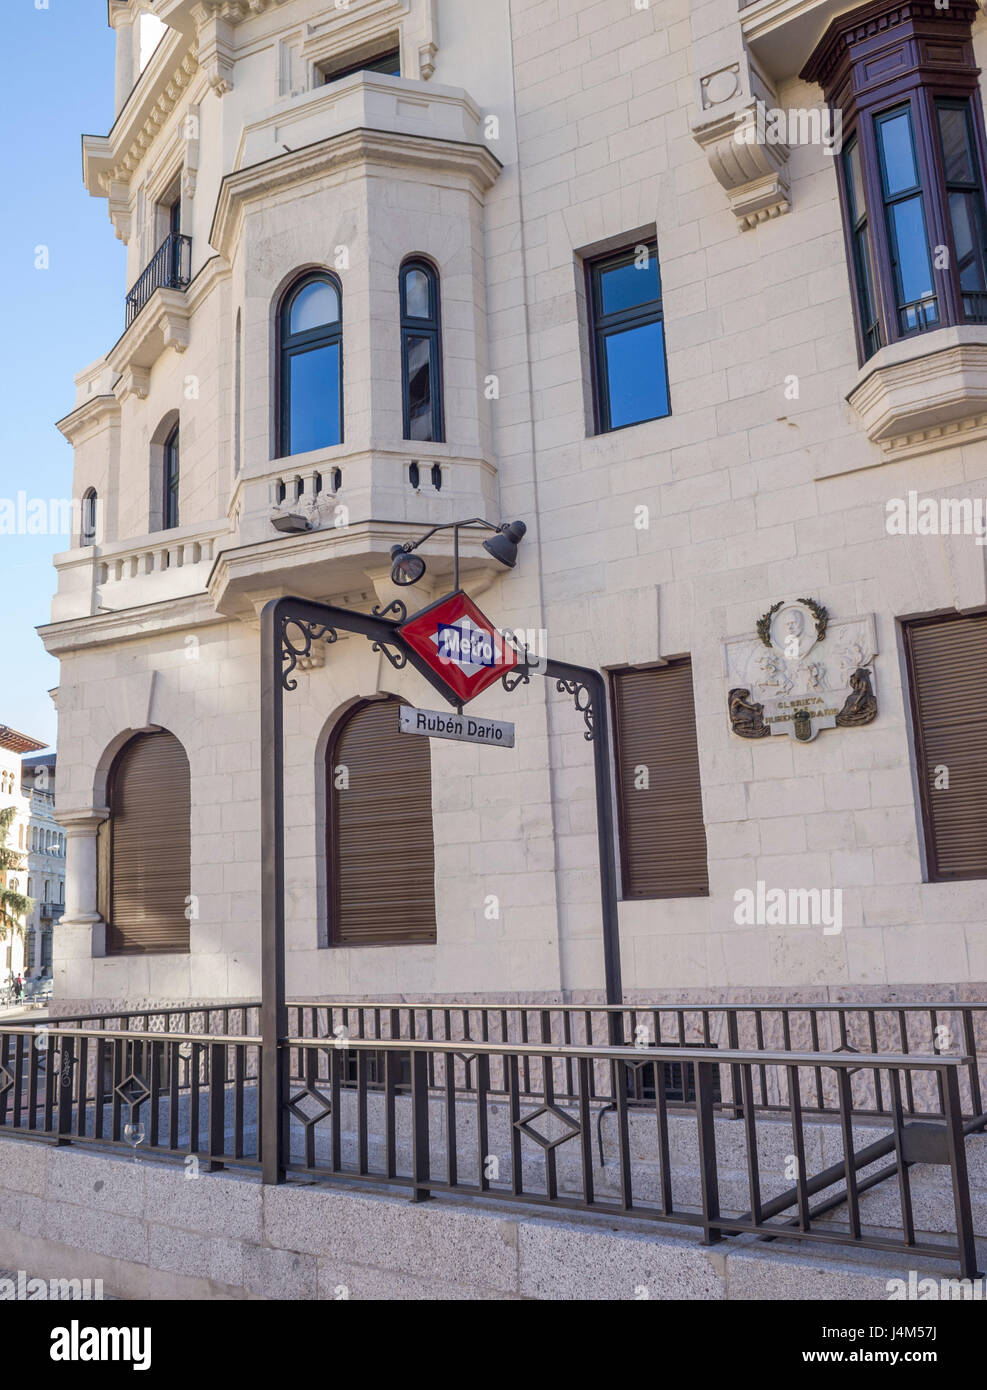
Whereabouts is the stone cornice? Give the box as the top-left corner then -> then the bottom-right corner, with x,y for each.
38,593 -> 225,657
83,29 -> 199,200
210,127 -> 501,261
56,394 -> 121,447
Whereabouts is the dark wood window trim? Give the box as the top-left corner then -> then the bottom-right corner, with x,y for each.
320,47 -> 401,84
400,257 -> 444,443
804,0 -> 987,364
903,611 -> 987,883
163,423 -> 180,530
276,271 -> 344,459
80,488 -> 98,547
610,660 -> 709,901
586,238 -> 671,435
326,696 -> 437,946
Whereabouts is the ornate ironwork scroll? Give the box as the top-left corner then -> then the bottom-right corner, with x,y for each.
556,678 -> 595,741
281,617 -> 339,691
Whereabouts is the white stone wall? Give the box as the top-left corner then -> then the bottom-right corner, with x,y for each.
45,0 -> 987,1010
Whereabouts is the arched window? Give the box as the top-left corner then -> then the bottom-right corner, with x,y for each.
400,258 -> 444,442
81,488 -> 99,546
278,272 -> 343,457
327,697 -> 436,945
164,424 -> 180,529
98,730 -> 191,955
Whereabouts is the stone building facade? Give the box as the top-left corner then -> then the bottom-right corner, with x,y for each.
45,0 -> 987,1013
22,755 -> 64,980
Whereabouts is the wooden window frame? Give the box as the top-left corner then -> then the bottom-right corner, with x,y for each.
806,0 -> 987,365
586,239 -> 671,436
163,423 -> 180,530
400,257 -> 444,443
276,271 -> 344,460
320,47 -> 401,84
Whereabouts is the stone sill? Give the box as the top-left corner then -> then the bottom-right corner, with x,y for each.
846,325 -> 987,464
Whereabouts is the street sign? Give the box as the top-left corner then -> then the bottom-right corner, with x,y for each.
398,706 -> 515,748
398,589 -> 519,704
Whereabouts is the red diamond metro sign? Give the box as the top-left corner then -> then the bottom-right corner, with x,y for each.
398,590 -> 519,705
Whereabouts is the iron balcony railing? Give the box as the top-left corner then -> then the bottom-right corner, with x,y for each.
1,1003 -> 985,1277
125,233 -> 191,327
39,902 -> 64,921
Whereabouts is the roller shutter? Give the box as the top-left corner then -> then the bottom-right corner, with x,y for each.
329,698 -> 436,944
905,613 -> 987,880
106,731 -> 191,954
611,662 -> 709,899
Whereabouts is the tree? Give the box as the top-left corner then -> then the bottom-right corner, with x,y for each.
0,805 -> 32,971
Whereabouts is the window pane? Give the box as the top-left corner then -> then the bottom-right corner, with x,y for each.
603,320 -> 669,428
845,140 -> 866,220
404,268 -> 431,319
879,110 -> 919,195
288,343 -> 341,453
289,279 -> 339,334
949,191 -> 987,289
937,105 -> 975,184
889,195 -> 934,303
405,334 -> 434,440
599,252 -> 660,315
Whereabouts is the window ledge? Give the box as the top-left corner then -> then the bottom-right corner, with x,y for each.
847,326 -> 987,462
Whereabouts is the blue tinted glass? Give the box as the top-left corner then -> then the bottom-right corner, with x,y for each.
890,196 -> 934,303
600,253 -> 660,315
603,321 -> 668,428
289,344 -> 341,453
879,111 -> 919,195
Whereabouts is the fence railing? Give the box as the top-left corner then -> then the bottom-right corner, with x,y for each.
125,233 -> 192,327
47,1001 -> 987,1124
1,1010 -> 984,1277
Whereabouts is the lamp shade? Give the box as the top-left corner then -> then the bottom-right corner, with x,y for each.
482,520 -> 527,569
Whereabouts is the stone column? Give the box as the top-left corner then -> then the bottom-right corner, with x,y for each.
109,2 -> 137,116
58,810 -> 109,959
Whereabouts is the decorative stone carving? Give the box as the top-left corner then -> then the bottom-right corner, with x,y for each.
725,601 -> 878,742
190,5 -> 235,94
691,50 -> 791,230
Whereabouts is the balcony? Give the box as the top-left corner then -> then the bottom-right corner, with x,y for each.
39,903 -> 64,922
125,233 -> 191,328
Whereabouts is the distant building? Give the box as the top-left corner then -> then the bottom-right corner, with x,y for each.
21,753 -> 63,979
0,727 -> 47,984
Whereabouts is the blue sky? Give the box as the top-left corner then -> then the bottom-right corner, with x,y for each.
0,1 -> 123,751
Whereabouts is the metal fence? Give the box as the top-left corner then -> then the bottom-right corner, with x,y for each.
1,1005 -> 984,1277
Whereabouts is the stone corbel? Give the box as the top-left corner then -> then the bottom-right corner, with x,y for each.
113,365 -> 151,403
182,102 -> 201,199
191,4 -> 235,95
691,52 -> 791,230
107,180 -> 133,243
419,0 -> 438,80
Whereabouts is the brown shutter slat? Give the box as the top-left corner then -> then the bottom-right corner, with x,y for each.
906,613 -> 987,880
612,661 -> 709,899
329,699 -> 436,944
107,732 -> 191,954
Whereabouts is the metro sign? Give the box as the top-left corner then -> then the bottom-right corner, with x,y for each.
398,590 -> 519,704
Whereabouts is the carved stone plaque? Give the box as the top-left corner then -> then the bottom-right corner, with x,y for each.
724,600 -> 878,743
